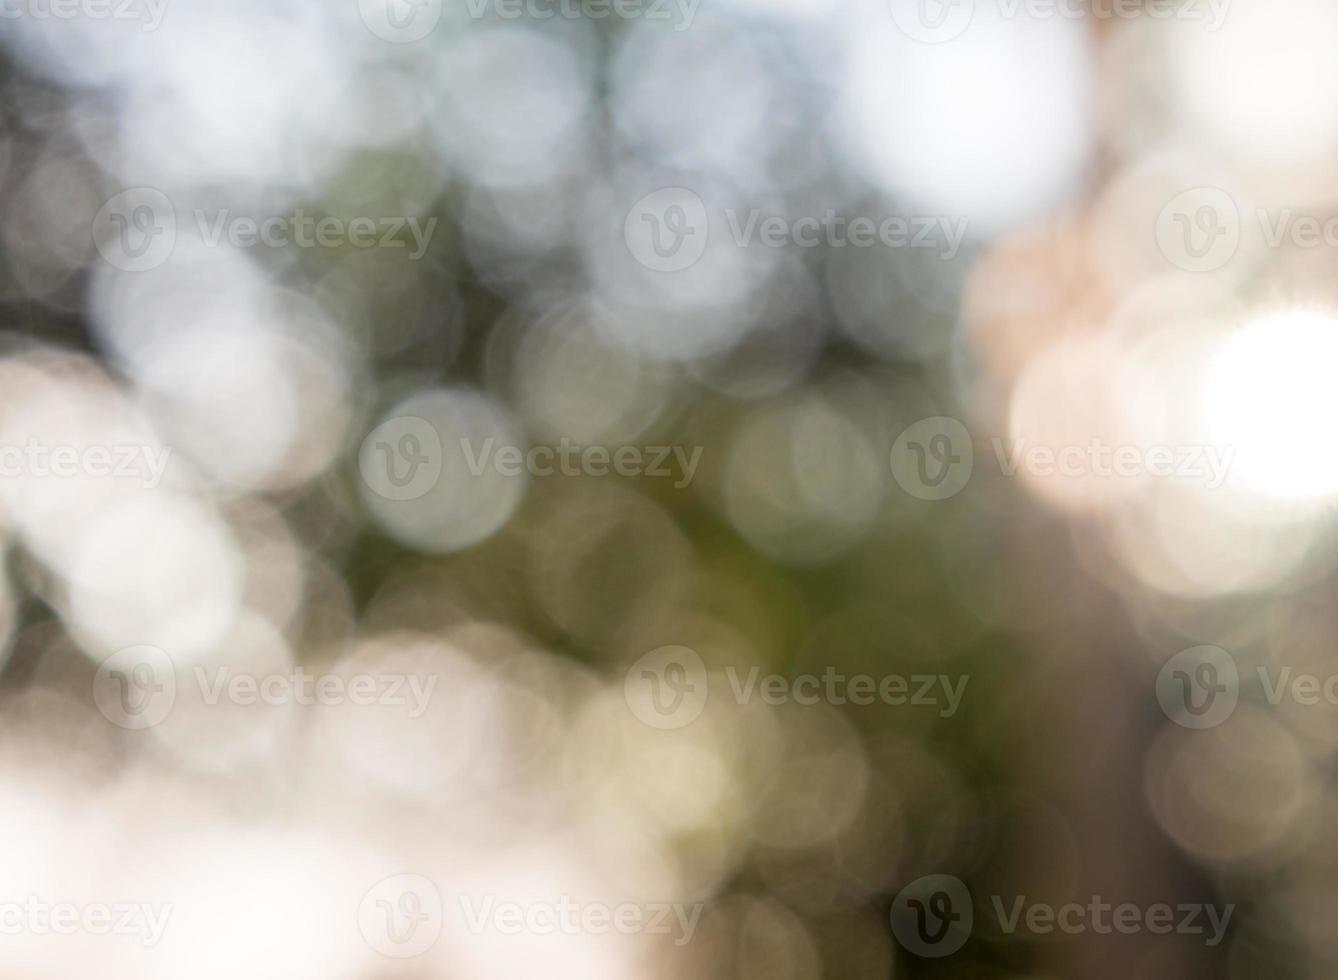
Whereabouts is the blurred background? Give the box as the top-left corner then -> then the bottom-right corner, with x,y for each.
0,0 -> 1336,976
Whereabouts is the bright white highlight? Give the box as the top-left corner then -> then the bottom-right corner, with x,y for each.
835,1 -> 1092,236
1173,0 -> 1338,164
1205,309 -> 1338,500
